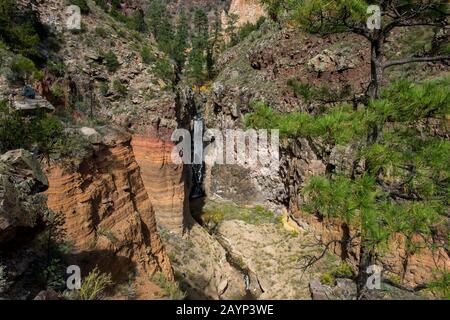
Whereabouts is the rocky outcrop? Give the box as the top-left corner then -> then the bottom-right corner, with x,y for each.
131,133 -> 189,234
44,127 -> 173,281
0,149 -> 52,299
227,0 -> 265,27
0,149 -> 48,245
126,88 -> 195,234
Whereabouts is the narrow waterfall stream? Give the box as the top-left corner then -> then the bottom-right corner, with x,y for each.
190,116 -> 205,199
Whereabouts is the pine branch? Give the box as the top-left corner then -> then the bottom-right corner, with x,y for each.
383,55 -> 450,69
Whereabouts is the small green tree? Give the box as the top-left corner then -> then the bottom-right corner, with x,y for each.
259,0 -> 286,23
225,13 -> 239,46
0,0 -> 44,61
69,0 -> 90,14
172,11 -> 190,74
0,99 -> 64,158
104,50 -> 119,72
128,9 -> 147,33
147,0 -> 174,54
188,9 -> 210,84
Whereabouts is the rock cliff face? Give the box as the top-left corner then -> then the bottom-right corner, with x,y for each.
0,149 -> 48,246
0,150 -> 51,299
204,25 -> 449,288
131,133 -> 189,234
44,127 -> 173,281
228,0 -> 265,26
125,88 -> 195,234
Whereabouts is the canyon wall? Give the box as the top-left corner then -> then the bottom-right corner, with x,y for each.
131,133 -> 190,234
44,127 -> 173,281
228,0 -> 265,26
204,27 -> 449,287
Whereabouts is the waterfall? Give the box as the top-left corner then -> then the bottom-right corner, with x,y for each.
190,117 -> 204,199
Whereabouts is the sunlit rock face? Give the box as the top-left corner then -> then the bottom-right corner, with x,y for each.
228,0 -> 265,27
131,132 -> 191,235
44,127 -> 173,281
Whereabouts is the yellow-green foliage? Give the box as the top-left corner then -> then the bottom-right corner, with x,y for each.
151,272 -> 186,300
320,272 -> 335,285
201,202 -> 280,226
320,263 -> 355,286
428,271 -> 450,300
78,267 -> 112,300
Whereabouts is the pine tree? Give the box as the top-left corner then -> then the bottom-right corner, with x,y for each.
173,11 -> 189,72
147,0 -> 173,54
287,0 -> 449,99
188,9 -> 209,84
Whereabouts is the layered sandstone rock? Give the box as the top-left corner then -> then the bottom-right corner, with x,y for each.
131,133 -> 190,234
44,127 -> 173,281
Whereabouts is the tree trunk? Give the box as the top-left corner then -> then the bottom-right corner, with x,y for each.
367,40 -> 384,100
366,39 -> 383,143
356,243 -> 376,298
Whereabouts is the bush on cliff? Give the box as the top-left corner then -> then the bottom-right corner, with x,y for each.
0,99 -> 64,158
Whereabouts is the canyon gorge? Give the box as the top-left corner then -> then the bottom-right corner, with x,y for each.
0,0 -> 448,301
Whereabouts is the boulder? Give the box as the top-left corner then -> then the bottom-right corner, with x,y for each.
0,149 -> 49,245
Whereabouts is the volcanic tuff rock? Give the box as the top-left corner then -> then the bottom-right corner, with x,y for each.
0,149 -> 52,299
44,127 -> 173,282
0,149 -> 48,245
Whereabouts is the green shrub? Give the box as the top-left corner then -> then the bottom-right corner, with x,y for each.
237,16 -> 266,41
10,54 -> 36,82
68,0 -> 90,14
428,271 -> 450,300
99,82 -> 109,96
0,0 -> 44,61
113,79 -> 127,96
0,99 -> 64,157
126,10 -> 147,33
151,272 -> 186,300
331,263 -> 354,278
47,61 -> 66,77
320,272 -> 335,285
51,84 -> 64,100
95,27 -> 108,37
140,46 -> 155,65
287,78 -> 350,103
95,0 -> 108,11
33,69 -> 44,81
78,267 -> 113,300
104,50 -> 119,72
153,57 -> 173,84
97,226 -> 118,243
201,201 -> 279,227
320,264 -> 354,286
